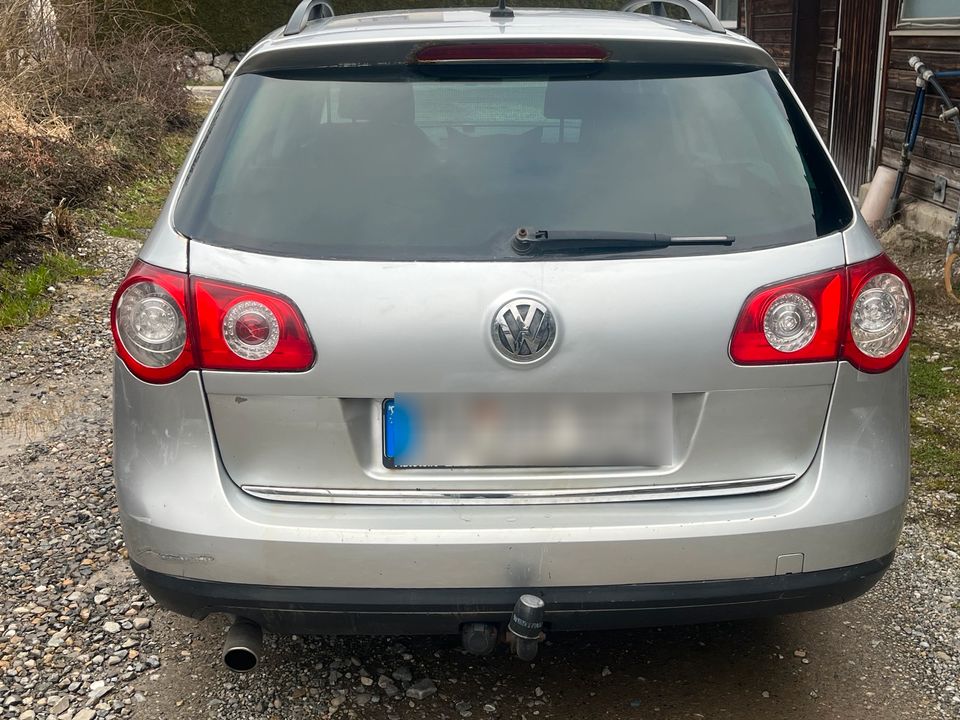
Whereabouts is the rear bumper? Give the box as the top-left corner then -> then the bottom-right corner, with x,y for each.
114,358 -> 910,591
131,553 -> 893,634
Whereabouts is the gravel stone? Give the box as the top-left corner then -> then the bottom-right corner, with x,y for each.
49,697 -> 69,715
405,678 -> 437,700
392,666 -> 413,683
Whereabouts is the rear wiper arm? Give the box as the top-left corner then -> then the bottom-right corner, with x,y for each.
511,228 -> 735,255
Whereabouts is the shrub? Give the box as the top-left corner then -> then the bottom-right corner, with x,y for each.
0,0 -> 196,250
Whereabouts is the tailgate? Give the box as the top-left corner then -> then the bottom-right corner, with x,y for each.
192,236 -> 842,503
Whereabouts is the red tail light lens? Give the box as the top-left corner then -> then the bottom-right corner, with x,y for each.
111,261 -> 195,384
192,279 -> 315,372
730,268 -> 845,365
730,254 -> 913,373
416,43 -> 609,63
112,262 -> 315,383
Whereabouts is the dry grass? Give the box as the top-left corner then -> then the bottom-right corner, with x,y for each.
0,0 -> 198,252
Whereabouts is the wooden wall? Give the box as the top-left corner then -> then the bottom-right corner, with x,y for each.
745,0 -> 838,141
879,30 -> 960,211
747,0 -> 794,75
812,0 -> 838,141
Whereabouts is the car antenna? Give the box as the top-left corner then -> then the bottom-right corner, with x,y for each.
490,0 -> 514,19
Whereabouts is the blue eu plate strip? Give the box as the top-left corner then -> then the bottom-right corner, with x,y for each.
383,399 -> 414,461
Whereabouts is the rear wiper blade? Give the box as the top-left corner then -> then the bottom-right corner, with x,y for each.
511,228 -> 735,255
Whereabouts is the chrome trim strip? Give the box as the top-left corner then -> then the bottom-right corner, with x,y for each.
241,475 -> 796,506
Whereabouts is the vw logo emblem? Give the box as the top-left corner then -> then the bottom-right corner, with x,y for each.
491,298 -> 557,364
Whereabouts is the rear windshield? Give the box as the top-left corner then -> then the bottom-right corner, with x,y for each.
175,66 -> 853,260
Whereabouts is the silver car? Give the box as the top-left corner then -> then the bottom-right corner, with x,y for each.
111,0 -> 914,671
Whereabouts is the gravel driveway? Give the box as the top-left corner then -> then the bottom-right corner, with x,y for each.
1,233 -> 958,720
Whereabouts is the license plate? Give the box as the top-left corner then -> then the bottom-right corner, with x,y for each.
383,394 -> 672,468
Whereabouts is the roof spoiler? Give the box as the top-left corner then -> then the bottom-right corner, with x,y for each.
620,0 -> 726,34
284,0 -> 335,36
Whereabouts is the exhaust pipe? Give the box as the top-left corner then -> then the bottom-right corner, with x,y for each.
222,618 -> 262,673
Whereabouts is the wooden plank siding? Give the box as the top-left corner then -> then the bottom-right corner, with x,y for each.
745,0 -> 838,140
813,0 -> 837,141
880,26 -> 960,211
746,0 -> 794,76
742,0 -> 959,211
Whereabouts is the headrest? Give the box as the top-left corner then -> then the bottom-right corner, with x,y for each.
336,82 -> 415,122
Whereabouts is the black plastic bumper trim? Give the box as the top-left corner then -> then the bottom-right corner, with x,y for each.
131,553 -> 893,634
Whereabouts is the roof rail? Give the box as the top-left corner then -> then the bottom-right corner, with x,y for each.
620,0 -> 726,34
284,0 -> 335,36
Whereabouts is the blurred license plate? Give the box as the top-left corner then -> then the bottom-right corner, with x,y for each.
383,394 -> 672,468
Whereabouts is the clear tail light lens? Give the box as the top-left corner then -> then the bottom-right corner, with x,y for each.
730,253 -> 913,373
111,262 -> 195,383
763,293 -> 818,353
112,262 -> 315,383
843,255 -> 914,373
222,300 -> 281,361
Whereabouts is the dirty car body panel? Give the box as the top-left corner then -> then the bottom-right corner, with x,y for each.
114,6 -> 912,635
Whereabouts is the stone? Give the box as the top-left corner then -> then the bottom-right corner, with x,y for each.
224,60 -> 240,78
103,621 -> 121,634
132,618 -> 150,631
196,66 -> 224,85
50,698 -> 69,715
74,710 -> 97,720
392,666 -> 413,683
194,51 -> 214,66
405,679 -> 437,700
213,52 -> 234,70
89,685 -> 112,701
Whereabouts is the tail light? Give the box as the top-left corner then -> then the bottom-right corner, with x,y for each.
111,262 -> 194,384
192,278 -> 314,372
729,268 -> 844,365
111,261 -> 315,383
843,254 -> 914,372
730,254 -> 913,373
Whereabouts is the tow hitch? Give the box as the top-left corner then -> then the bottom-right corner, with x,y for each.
507,595 -> 546,661
460,595 -> 547,659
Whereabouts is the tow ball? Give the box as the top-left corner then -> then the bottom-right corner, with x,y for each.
460,595 -> 547,659
507,594 -> 546,661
